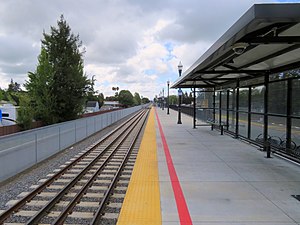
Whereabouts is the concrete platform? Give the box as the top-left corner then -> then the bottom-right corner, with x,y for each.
155,107 -> 300,225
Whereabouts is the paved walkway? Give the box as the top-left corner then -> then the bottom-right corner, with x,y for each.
155,107 -> 300,225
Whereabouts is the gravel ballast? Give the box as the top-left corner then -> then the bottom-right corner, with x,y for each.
0,115 -> 131,210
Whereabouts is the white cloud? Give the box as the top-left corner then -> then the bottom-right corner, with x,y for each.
172,41 -> 212,72
0,0 -> 286,99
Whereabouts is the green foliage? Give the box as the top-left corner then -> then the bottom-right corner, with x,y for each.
0,79 -> 23,105
25,48 -> 57,124
86,93 -> 99,102
133,92 -> 141,105
8,79 -> 21,92
98,93 -> 104,106
169,95 -> 178,105
25,15 -> 89,124
0,88 -> 3,101
141,97 -> 150,104
86,75 -> 99,103
105,96 -> 118,101
17,94 -> 34,130
182,91 -> 192,104
118,90 -> 134,107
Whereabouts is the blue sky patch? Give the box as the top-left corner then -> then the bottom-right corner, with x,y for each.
276,0 -> 300,2
144,69 -> 156,75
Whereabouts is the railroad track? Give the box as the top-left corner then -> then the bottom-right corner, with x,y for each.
0,108 -> 149,225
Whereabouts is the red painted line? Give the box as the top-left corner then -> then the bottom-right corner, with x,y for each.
155,108 -> 193,225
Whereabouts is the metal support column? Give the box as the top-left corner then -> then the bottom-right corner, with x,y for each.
193,87 -> 196,129
162,88 -> 164,110
235,80 -> 240,138
219,91 -> 222,125
264,73 -> 271,158
226,90 -> 229,131
286,79 -> 292,150
248,87 -> 251,139
177,92 -> 182,124
213,87 -> 216,122
167,81 -> 170,115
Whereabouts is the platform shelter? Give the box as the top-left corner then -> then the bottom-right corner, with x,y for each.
172,3 -> 300,161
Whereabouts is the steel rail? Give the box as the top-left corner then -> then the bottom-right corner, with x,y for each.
90,108 -> 149,225
0,109 -> 145,224
25,110 -> 147,225
52,110 -> 149,225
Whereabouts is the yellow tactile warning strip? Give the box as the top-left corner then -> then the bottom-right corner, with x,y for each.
117,108 -> 161,225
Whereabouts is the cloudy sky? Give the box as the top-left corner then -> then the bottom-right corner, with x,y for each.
0,0 -> 298,99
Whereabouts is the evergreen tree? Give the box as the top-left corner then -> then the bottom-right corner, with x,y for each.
8,79 -> 21,92
25,15 -> 89,124
25,48 -> 56,123
17,93 -> 34,130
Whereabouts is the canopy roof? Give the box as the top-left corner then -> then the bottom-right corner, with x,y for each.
172,3 -> 300,88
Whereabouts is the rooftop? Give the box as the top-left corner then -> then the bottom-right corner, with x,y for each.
172,3 -> 300,88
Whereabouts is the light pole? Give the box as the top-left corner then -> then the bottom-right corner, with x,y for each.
177,61 -> 183,124
159,91 -> 162,108
162,88 -> 164,110
167,80 -> 170,115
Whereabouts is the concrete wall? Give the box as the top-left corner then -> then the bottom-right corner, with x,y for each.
0,105 -> 144,182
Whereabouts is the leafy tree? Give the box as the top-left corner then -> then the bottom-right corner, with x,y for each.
0,88 -> 4,101
8,79 -> 21,92
86,75 -> 98,102
182,91 -> 192,104
17,94 -> 34,130
98,93 -> 104,106
86,94 -> 98,102
9,94 -> 20,105
141,97 -> 150,104
112,87 -> 119,92
1,91 -> 9,102
0,79 -> 23,105
118,90 -> 134,107
105,96 -> 118,101
133,92 -> 141,105
25,15 -> 89,124
169,95 -> 178,105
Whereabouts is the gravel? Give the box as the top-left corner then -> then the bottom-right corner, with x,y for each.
0,115 -> 130,210
0,110 -> 148,225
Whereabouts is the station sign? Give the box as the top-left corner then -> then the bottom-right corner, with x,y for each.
178,88 -> 183,96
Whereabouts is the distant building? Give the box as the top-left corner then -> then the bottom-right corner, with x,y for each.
0,103 -> 18,126
101,101 -> 121,110
85,101 -> 100,113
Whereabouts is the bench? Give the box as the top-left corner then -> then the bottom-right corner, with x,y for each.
207,120 -> 228,135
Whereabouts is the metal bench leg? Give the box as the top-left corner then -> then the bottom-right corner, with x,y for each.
265,141 -> 271,158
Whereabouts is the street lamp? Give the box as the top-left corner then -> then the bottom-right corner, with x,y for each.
177,61 -> 183,124
167,80 -> 170,115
